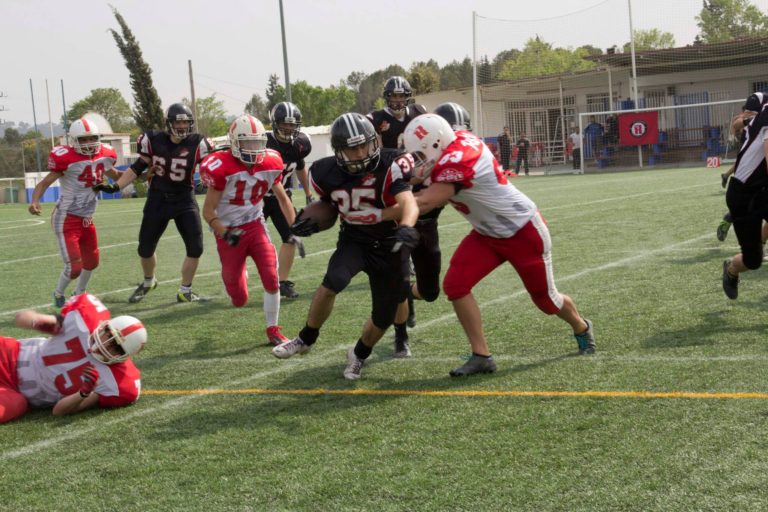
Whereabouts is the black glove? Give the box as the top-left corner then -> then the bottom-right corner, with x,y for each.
290,211 -> 320,237
93,182 -> 120,193
222,228 -> 245,247
392,225 -> 420,253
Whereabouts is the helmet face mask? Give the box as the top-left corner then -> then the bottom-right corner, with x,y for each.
166,103 -> 195,140
229,115 -> 268,165
270,102 -> 303,143
69,118 -> 101,156
331,113 -> 380,175
89,316 -> 146,365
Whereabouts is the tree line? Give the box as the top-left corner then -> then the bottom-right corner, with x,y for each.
1,0 -> 766,178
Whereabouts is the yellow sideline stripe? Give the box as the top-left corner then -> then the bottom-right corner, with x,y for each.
142,388 -> 768,400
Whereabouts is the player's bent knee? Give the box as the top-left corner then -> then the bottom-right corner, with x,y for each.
743,253 -> 763,270
231,297 -> 248,307
0,391 -> 28,423
421,288 -> 440,302
531,294 -> 561,315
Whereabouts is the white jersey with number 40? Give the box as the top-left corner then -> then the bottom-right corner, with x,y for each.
428,130 -> 537,238
47,144 -> 117,218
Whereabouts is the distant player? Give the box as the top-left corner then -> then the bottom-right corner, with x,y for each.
103,103 -> 214,303
272,113 -> 419,380
0,293 -> 145,423
367,76 -> 427,355
29,118 -> 119,307
200,115 -> 295,346
265,102 -> 313,299
377,114 -> 594,376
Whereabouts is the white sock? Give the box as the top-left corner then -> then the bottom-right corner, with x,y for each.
179,283 -> 191,293
144,276 -> 156,287
55,272 -> 71,297
263,290 -> 280,327
74,269 -> 93,295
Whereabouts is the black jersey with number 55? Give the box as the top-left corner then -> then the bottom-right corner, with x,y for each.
136,131 -> 214,193
308,149 -> 413,245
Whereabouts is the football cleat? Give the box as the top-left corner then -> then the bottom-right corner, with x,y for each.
177,290 -> 205,303
574,319 -> 596,355
53,292 -> 66,308
393,338 -> 412,359
279,280 -> 299,299
449,355 -> 497,377
266,325 -> 290,347
343,346 -> 365,380
722,259 -> 739,300
716,219 -> 731,242
128,280 -> 157,304
272,337 -> 311,359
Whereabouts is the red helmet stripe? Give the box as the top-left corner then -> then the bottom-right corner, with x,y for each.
81,118 -> 91,132
248,116 -> 258,134
120,322 -> 145,337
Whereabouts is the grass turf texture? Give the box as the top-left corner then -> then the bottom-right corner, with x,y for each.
1,167 -> 767,511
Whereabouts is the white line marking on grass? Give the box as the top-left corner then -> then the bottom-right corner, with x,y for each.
544,182 -> 712,211
0,347 -> 347,462
0,236 -> 180,266
0,219 -> 45,230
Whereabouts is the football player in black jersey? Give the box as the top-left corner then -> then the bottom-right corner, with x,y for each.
265,102 -> 313,299
271,113 -> 420,380
366,76 -> 428,356
101,103 -> 214,303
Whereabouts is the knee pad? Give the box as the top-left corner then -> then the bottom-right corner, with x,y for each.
185,237 -> 204,259
442,278 -> 469,302
420,286 -> 440,303
231,297 -> 248,308
137,244 -> 155,259
530,292 -> 562,315
68,259 -> 83,279
371,309 -> 394,331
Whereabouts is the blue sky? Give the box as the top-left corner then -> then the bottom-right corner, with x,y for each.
2,0 -> 766,126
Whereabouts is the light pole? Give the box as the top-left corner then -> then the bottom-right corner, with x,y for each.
279,0 -> 292,102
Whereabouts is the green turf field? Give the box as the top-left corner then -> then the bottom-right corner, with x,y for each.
2,167 -> 767,511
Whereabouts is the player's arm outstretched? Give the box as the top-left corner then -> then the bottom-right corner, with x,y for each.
28,172 -> 60,215
14,309 -> 63,334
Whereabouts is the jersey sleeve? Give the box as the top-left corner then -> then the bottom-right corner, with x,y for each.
308,162 -> 329,198
137,132 -> 153,158
196,136 -> 215,163
97,361 -> 141,408
295,133 -> 312,164
263,150 -> 285,185
100,145 -> 118,169
199,154 -> 228,191
47,146 -> 72,172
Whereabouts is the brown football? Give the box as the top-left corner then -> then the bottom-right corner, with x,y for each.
296,200 -> 338,232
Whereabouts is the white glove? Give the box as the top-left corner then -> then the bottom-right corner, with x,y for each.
343,208 -> 383,225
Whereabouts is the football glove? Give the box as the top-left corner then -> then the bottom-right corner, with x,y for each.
93,182 -> 120,193
33,314 -> 64,335
343,208 -> 383,225
290,212 -> 320,237
79,364 -> 99,397
222,228 -> 245,247
392,225 -> 420,253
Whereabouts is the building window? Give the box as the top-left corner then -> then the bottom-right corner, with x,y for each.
751,80 -> 768,93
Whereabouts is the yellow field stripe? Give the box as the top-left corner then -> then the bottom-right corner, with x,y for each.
142,388 -> 768,400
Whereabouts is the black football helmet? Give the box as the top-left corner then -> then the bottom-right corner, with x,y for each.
270,102 -> 303,143
166,103 -> 195,139
434,102 -> 471,131
383,76 -> 412,114
330,113 -> 380,175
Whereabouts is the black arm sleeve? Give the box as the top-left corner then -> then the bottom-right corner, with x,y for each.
130,158 -> 149,176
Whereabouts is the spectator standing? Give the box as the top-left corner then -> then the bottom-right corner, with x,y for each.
569,129 -> 582,170
515,132 -> 530,176
584,116 -> 604,159
497,127 -> 512,171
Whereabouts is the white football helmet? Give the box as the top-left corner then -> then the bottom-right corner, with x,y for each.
69,118 -> 101,156
89,315 -> 147,365
402,114 -> 457,180
229,115 -> 268,165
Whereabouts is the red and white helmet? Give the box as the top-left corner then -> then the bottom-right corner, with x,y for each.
89,315 -> 147,365
229,115 -> 268,164
69,118 -> 101,156
402,114 -> 457,180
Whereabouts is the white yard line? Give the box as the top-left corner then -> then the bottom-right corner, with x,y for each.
0,232 -> 711,460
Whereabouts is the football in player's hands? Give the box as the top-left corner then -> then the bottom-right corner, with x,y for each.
291,201 -> 338,237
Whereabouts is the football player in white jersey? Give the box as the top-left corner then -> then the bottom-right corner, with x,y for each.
29,118 -> 119,308
349,114 -> 595,376
200,115 -> 296,346
0,294 -> 145,423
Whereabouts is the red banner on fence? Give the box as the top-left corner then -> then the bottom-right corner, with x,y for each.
618,111 -> 659,146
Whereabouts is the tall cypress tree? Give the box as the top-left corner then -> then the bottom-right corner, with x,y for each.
108,6 -> 164,132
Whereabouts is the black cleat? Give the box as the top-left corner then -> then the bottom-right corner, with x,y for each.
128,280 -> 157,303
722,259 -> 739,300
393,338 -> 412,358
279,280 -> 299,299
449,355 -> 497,377
177,289 -> 205,302
716,219 -> 731,242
